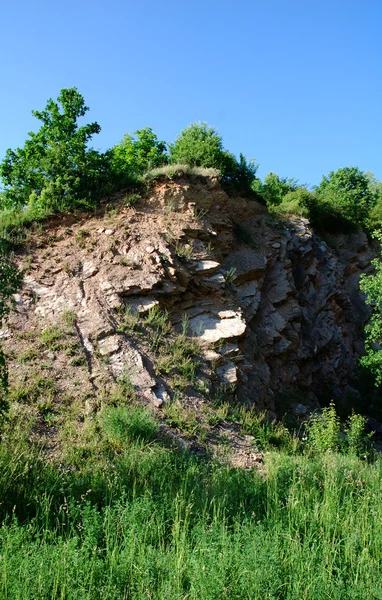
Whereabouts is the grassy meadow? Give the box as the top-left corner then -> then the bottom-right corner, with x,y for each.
0,404 -> 380,599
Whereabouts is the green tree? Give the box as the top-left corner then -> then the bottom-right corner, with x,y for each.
315,167 -> 375,227
255,172 -> 298,206
359,230 -> 382,385
111,127 -> 167,184
0,88 -> 107,212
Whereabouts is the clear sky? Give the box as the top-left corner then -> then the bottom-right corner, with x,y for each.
1,0 -> 381,187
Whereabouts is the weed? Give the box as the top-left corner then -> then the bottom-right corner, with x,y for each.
178,357 -> 199,384
143,306 -> 172,342
62,263 -> 74,276
105,203 -> 119,218
304,402 -> 341,454
39,325 -> 65,351
194,206 -> 209,222
163,400 -> 200,437
145,163 -> 220,180
9,375 -> 58,405
125,192 -> 141,207
116,305 -> 140,335
70,355 -> 87,367
344,411 -> 373,457
65,341 -> 79,356
174,242 -> 193,260
223,266 -> 237,283
61,310 -> 76,329
18,348 -> 39,363
102,405 -> 158,446
74,229 -> 90,248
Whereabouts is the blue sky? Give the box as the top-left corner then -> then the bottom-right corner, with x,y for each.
1,0 -> 381,187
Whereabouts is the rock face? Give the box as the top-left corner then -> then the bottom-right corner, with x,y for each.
3,175 -> 377,414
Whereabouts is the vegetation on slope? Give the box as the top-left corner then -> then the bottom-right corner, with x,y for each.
1,87 -> 382,598
0,402 -> 379,599
1,87 -> 381,237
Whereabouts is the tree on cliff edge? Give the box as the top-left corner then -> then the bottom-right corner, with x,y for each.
0,88 -> 108,212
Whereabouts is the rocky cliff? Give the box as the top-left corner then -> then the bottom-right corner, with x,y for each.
1,173 -> 376,430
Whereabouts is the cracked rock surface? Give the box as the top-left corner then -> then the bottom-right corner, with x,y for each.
3,175 -> 377,420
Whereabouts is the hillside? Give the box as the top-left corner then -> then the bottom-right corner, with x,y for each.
0,173 -> 382,598
1,172 -> 378,460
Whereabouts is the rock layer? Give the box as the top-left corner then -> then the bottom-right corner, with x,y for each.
3,175 -> 377,414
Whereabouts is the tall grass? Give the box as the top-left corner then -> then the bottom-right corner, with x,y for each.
0,405 -> 381,598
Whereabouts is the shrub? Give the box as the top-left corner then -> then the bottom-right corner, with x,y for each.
111,127 -> 167,186
304,402 -> 372,458
344,411 -> 372,457
169,122 -> 258,194
254,172 -> 299,206
169,122 -> 228,171
359,231 -> 382,385
305,402 -> 341,454
270,187 -> 311,218
299,190 -> 355,232
315,166 -> 375,228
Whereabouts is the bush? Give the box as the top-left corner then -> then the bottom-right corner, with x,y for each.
304,402 -> 372,458
169,122 -> 258,194
305,402 -> 341,454
269,187 -> 311,218
315,166 -> 375,228
299,190 -> 356,232
110,127 -> 167,186
359,231 -> 382,386
254,172 -> 298,206
169,122 -> 227,170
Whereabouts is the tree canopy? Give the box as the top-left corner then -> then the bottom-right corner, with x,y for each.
315,167 -> 375,227
110,127 -> 167,184
0,88 -> 107,212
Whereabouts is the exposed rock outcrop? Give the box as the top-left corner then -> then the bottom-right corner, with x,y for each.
2,175 -> 377,417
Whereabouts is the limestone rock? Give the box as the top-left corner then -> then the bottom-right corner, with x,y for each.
187,307 -> 246,344
98,335 -> 122,356
192,260 -> 220,275
216,362 -> 238,385
124,296 -> 159,314
223,250 -> 267,284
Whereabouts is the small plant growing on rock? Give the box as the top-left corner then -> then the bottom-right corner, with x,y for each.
125,192 -> 141,207
116,305 -> 140,335
223,267 -> 237,284
39,325 -> 65,351
74,229 -> 90,249
174,242 -> 193,261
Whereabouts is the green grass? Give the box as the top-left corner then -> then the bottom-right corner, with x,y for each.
0,204 -> 54,249
0,404 -> 381,599
145,163 -> 220,180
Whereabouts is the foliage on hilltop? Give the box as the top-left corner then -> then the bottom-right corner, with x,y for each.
169,122 -> 259,194
0,88 -> 110,213
1,86 -> 382,390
